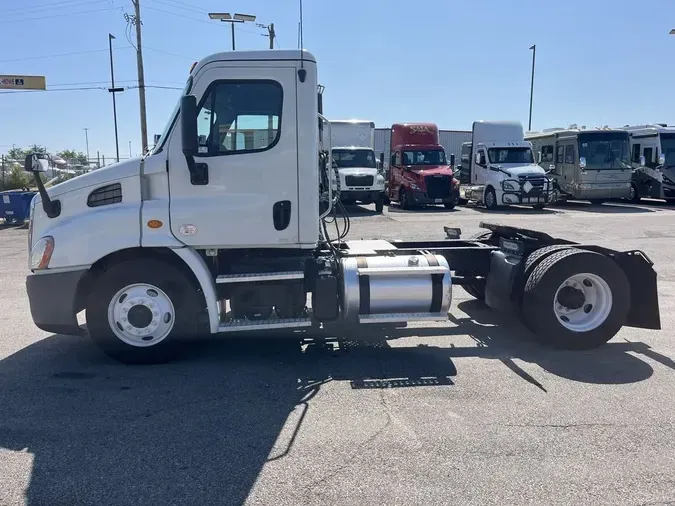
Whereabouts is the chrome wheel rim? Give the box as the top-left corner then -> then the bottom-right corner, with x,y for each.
107,283 -> 175,347
553,273 -> 612,332
485,190 -> 495,208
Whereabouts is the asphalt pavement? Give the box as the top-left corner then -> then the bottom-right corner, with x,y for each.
1,199 -> 674,506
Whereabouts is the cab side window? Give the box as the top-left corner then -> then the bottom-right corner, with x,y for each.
196,80 -> 283,156
395,151 -> 402,165
541,145 -> 554,162
631,143 -> 641,163
557,145 -> 565,164
564,145 -> 575,164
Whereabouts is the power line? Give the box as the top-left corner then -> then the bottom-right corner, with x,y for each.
0,46 -> 134,63
147,0 -> 205,16
0,6 -> 121,24
2,0 -> 105,15
144,46 -> 196,61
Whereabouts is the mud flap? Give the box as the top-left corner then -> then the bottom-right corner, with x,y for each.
613,250 -> 661,330
484,249 -> 523,312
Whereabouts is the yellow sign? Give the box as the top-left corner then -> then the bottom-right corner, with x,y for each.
0,75 -> 46,90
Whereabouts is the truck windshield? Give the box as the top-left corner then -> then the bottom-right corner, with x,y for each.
660,133 -> 675,167
487,147 -> 534,164
578,133 -> 631,170
332,149 -> 376,168
402,150 -> 446,165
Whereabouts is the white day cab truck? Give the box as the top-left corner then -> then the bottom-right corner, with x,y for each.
460,121 -> 555,210
24,50 -> 660,364
330,119 -> 386,212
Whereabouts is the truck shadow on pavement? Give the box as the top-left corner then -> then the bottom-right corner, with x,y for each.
0,301 -> 671,505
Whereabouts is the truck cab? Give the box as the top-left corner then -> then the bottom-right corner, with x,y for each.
22,49 -> 661,365
330,120 -> 386,212
462,121 -> 552,210
527,127 -> 632,204
386,123 -> 460,210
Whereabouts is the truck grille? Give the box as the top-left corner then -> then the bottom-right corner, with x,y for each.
345,175 -> 374,187
518,176 -> 547,195
424,175 -> 451,199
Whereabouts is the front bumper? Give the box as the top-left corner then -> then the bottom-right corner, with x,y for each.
26,269 -> 87,335
340,189 -> 385,203
501,178 -> 553,205
410,186 -> 460,205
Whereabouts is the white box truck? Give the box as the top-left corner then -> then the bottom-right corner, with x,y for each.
22,50 -> 660,364
330,119 -> 386,212
461,121 -> 554,210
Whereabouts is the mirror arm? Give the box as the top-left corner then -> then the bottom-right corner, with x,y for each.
34,173 -> 60,218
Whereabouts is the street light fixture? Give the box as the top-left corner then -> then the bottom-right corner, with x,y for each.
669,29 -> 675,34
208,12 -> 257,50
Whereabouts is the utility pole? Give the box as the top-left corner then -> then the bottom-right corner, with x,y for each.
83,128 -> 90,163
108,33 -> 121,162
528,44 -> 536,132
267,23 -> 275,49
130,0 -> 148,154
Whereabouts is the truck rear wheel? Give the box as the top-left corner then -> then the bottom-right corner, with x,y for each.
521,248 -> 629,350
400,188 -> 412,210
86,259 -> 204,364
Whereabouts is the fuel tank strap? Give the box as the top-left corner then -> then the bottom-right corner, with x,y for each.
357,257 -> 370,315
422,253 -> 444,314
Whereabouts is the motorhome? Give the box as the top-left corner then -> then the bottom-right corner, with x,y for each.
527,127 -> 632,204
457,141 -> 472,185
385,123 -> 459,210
461,121 -> 552,210
622,124 -> 675,202
22,49 -> 660,364
330,119 -> 386,212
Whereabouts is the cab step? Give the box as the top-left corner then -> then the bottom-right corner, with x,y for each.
216,271 -> 305,284
217,316 -> 312,332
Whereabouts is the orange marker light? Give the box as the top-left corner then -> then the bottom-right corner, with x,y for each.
147,220 -> 163,229
189,61 -> 198,74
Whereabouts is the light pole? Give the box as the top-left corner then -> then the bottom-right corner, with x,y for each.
670,29 -> 675,34
129,141 -> 132,158
208,12 -> 257,50
83,128 -> 90,165
108,33 -> 122,163
528,44 -> 536,132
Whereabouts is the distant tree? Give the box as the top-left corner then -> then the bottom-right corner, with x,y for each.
28,144 -> 47,154
57,149 -> 89,166
5,165 -> 32,190
6,147 -> 26,162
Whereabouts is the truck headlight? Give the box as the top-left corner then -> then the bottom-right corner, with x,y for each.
30,236 -> 54,270
502,180 -> 519,191
376,174 -> 385,184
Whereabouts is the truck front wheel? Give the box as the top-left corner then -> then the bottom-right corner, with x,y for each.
375,196 -> 385,213
484,188 -> 498,210
521,248 -> 629,350
86,259 -> 204,364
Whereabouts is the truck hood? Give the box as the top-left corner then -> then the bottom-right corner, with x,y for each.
409,165 -> 454,176
44,157 -> 142,198
337,166 -> 378,175
490,164 -> 546,178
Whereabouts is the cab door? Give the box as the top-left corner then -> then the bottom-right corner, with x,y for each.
166,65 -> 299,248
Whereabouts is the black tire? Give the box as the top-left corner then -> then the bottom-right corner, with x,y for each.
86,258 -> 205,364
342,199 -> 356,206
375,197 -> 384,213
524,245 -> 574,276
463,282 -> 486,301
484,187 -> 498,210
589,199 -> 606,205
627,183 -> 641,203
400,187 -> 412,210
521,248 -> 629,350
532,203 -> 546,210
444,202 -> 456,210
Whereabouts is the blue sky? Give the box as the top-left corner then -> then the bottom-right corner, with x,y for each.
1,0 -> 674,160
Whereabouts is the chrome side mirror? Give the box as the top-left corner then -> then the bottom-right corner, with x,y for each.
639,155 -> 646,167
658,153 -> 666,166
579,156 -> 587,169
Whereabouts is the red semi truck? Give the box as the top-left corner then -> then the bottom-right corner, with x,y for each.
384,123 -> 460,210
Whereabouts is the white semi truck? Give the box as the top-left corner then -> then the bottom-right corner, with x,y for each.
460,121 -> 554,210
24,50 -> 660,364
330,119 -> 386,212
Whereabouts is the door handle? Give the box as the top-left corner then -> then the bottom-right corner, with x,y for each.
273,200 -> 292,231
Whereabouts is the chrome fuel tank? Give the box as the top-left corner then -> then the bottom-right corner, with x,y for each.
340,254 -> 452,324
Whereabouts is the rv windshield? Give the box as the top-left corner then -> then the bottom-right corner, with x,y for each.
332,148 -> 376,168
578,133 -> 631,170
402,149 -> 446,166
660,133 -> 675,167
487,147 -> 534,164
